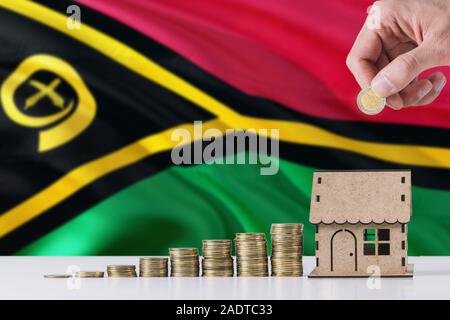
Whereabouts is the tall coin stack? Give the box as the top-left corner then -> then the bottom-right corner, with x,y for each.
270,223 -> 303,276
107,265 -> 137,277
169,248 -> 199,277
235,233 -> 268,277
202,240 -> 234,277
139,257 -> 168,277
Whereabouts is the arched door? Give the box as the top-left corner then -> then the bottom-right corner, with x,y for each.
331,229 -> 357,272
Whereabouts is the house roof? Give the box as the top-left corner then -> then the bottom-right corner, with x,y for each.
309,170 -> 412,224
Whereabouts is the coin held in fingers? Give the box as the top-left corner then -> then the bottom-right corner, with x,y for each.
357,87 -> 386,115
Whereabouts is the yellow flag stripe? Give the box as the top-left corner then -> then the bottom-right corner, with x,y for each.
239,116 -> 450,169
1,0 -> 240,123
2,116 -> 450,237
0,119 -> 226,238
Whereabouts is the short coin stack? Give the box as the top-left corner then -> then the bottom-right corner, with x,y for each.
169,248 -> 199,277
107,265 -> 137,277
270,223 -> 303,277
235,233 -> 268,277
202,240 -> 234,277
44,274 -> 71,278
75,271 -> 104,278
139,257 -> 168,277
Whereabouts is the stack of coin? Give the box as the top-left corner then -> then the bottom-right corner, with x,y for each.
169,248 -> 199,277
202,240 -> 234,277
235,233 -> 268,277
75,271 -> 104,278
270,223 -> 303,276
44,274 -> 71,279
139,257 -> 168,277
106,265 -> 137,277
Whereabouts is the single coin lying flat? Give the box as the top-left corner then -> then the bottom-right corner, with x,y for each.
357,87 -> 386,115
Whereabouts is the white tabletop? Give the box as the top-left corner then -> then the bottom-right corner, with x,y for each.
0,256 -> 448,300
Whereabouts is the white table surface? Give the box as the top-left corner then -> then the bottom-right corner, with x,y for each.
0,256 -> 448,300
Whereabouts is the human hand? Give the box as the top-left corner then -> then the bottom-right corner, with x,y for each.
346,0 -> 450,109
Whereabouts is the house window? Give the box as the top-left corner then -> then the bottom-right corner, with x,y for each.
363,229 -> 376,256
378,229 -> 390,241
364,229 -> 376,241
378,243 -> 390,255
318,177 -> 322,184
401,176 -> 405,183
363,228 -> 390,256
316,195 -> 320,202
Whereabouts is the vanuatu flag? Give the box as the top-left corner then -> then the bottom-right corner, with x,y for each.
1,0 -> 450,256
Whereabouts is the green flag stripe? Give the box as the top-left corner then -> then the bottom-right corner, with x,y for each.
16,155 -> 450,256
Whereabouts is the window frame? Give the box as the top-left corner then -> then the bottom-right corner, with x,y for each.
363,228 -> 391,256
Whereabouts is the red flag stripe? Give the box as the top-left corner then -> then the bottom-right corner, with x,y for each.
77,0 -> 450,129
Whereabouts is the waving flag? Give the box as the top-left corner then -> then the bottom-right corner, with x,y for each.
1,0 -> 449,255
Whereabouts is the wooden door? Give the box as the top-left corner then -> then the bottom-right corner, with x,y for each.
331,229 -> 357,273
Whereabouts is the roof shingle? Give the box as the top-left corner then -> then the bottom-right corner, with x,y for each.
309,170 -> 412,224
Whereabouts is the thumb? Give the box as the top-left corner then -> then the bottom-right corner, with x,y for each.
371,45 -> 435,97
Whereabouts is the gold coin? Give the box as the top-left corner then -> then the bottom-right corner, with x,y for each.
139,257 -> 168,277
107,265 -> 136,269
75,271 -> 104,278
235,233 -> 269,277
44,274 -> 71,278
270,223 -> 304,277
357,87 -> 386,115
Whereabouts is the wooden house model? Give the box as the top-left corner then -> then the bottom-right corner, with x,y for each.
308,170 -> 414,277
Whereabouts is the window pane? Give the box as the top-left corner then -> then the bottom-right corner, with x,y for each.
364,243 -> 375,255
364,229 -> 376,241
378,229 -> 390,241
378,243 -> 390,255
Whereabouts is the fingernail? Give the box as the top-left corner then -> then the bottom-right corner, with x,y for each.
416,87 -> 430,102
436,79 -> 446,92
371,74 -> 394,97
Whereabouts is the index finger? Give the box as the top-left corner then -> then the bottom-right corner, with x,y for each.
346,25 -> 383,88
